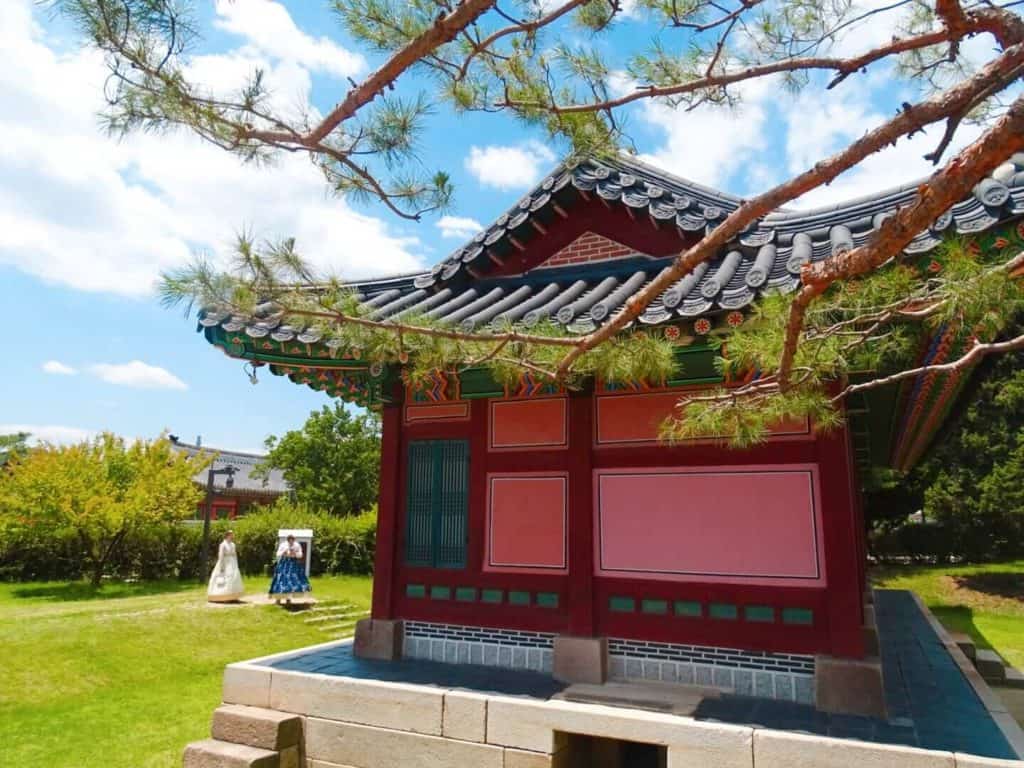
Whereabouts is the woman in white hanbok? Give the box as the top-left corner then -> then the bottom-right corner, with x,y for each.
207,531 -> 245,602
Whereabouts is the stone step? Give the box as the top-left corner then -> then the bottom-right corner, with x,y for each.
182,738 -> 287,768
1003,666 -> 1024,689
307,601 -> 349,612
316,620 -> 362,633
211,704 -> 302,751
975,649 -> 1007,682
949,631 -> 977,661
304,610 -> 365,624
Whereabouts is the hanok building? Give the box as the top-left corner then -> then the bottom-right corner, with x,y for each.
169,435 -> 289,519
186,155 -> 1024,768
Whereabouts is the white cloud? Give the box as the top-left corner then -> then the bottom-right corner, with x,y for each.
0,0 -> 424,297
89,361 -> 188,391
213,0 -> 364,79
41,360 -> 77,376
437,215 -> 483,240
637,76 -> 777,191
0,424 -> 98,446
465,142 -> 557,190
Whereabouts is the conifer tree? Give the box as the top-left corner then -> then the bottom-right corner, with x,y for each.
54,0 -> 1024,442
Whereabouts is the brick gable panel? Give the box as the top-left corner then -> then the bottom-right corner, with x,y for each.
538,231 -> 635,268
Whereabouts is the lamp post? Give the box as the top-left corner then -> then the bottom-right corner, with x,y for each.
200,464 -> 238,580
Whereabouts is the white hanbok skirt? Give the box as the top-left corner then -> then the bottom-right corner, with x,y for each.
207,552 -> 245,602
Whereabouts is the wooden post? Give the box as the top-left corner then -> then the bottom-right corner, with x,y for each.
371,401 -> 402,619
566,389 -> 596,636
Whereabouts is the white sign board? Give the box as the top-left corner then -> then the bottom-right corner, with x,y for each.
278,528 -> 314,578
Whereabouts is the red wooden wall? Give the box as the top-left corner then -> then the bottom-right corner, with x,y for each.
370,388 -> 867,659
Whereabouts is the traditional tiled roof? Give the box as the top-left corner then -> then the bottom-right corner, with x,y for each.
198,152 -> 1024,340
168,435 -> 289,496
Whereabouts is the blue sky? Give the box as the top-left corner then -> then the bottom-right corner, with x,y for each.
0,0 -> 994,451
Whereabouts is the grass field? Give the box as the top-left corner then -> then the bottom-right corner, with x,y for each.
873,559 -> 1024,669
0,576 -> 372,768
2,561 -> 1021,767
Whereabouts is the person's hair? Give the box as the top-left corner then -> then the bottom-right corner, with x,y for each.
287,534 -> 295,541
225,530 -> 234,535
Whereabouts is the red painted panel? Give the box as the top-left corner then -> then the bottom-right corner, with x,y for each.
404,402 -> 471,424
595,392 -> 810,446
490,398 -> 568,450
485,473 -> 568,573
595,465 -> 824,586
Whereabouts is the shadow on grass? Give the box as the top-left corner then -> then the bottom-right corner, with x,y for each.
952,572 -> 1024,602
10,579 -> 198,603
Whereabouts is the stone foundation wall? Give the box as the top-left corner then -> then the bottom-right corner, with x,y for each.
402,620 -> 554,672
609,637 -> 815,704
216,650 -> 1012,768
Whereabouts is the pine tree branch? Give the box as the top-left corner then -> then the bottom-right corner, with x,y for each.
832,331 -> 1024,402
501,27 -> 958,113
553,38 -> 1024,379
777,105 -> 1024,388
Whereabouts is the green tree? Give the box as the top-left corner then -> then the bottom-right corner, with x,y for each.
0,432 -> 30,467
911,345 -> 1024,560
257,404 -> 381,517
58,0 -> 1024,438
0,433 -> 207,585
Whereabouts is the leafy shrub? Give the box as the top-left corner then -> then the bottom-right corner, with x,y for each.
0,500 -> 376,582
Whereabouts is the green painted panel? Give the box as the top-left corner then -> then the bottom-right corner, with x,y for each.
536,592 -> 559,609
481,589 -> 504,604
455,587 -> 477,602
459,368 -> 504,399
430,585 -> 452,600
609,596 -> 636,613
641,599 -> 669,615
405,584 -> 426,599
404,442 -> 434,567
674,601 -> 702,618
782,608 -> 814,626
435,440 -> 469,569
509,590 -> 531,606
744,605 -> 775,623
405,439 -> 469,569
709,603 -> 738,620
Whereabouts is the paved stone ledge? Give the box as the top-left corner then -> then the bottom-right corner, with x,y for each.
268,669 -> 444,735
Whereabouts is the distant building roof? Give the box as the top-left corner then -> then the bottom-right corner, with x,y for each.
168,435 -> 290,497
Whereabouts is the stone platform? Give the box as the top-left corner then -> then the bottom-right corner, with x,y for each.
184,591 -> 1024,767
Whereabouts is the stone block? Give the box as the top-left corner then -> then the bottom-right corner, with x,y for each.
352,618 -> 403,661
753,729 -> 954,768
182,739 -> 280,768
949,632 -> 977,661
863,604 -> 876,629
211,704 -> 302,751
443,690 -> 488,743
863,624 -> 880,657
1003,666 -> 1024,689
815,656 -> 887,719
976,650 -> 1007,683
553,636 -> 608,685
487,696 -> 752,768
277,746 -> 299,768
504,748 -> 555,768
954,755 -> 1024,768
305,717 -> 504,768
269,669 -> 443,735
223,664 -> 272,709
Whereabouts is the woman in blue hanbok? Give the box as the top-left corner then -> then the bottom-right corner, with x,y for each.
269,535 -> 311,603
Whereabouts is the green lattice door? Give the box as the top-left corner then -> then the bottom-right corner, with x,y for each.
405,439 -> 469,569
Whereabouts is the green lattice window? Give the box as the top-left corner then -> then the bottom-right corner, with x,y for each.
405,439 -> 469,569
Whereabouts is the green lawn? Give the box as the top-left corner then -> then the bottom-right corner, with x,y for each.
873,560 -> 1024,669
0,575 -> 372,768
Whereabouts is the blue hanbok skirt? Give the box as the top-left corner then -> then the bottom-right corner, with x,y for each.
269,557 -> 311,595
